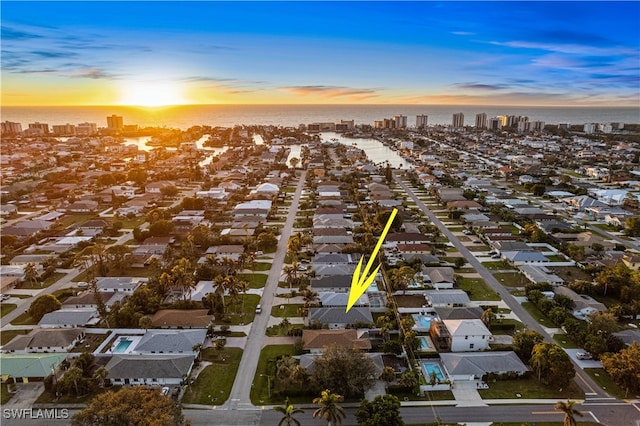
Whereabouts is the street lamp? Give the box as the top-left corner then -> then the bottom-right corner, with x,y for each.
260,374 -> 271,399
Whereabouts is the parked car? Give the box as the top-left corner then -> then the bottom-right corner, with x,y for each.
462,229 -> 473,235
161,386 -> 170,396
0,294 -> 10,301
576,352 -> 593,360
255,305 -> 262,314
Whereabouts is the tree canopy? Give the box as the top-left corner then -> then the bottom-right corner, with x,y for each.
356,394 -> 405,426
311,345 -> 376,397
28,294 -> 61,321
72,387 -> 184,426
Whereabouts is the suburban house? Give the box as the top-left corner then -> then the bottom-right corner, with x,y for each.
62,291 -> 125,310
105,354 -> 195,386
444,319 -> 491,352
425,290 -> 470,307
420,267 -> 456,289
38,308 -> 99,328
95,276 -> 147,293
131,329 -> 207,354
518,265 -> 564,286
553,286 -> 607,320
302,329 -> 371,354
203,245 -> 245,262
0,353 -> 69,383
311,275 -> 352,293
440,352 -> 528,381
1,328 -> 85,353
308,306 -> 373,329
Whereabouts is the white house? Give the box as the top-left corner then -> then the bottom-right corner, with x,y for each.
444,319 -> 491,352
105,354 -> 194,386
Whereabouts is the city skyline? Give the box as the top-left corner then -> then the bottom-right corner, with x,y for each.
2,1 -> 639,107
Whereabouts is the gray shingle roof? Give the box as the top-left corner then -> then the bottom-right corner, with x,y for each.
134,330 -> 206,353
106,355 -> 194,379
440,351 -> 528,376
309,307 -> 373,325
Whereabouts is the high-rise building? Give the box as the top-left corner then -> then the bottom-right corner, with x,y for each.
475,113 -> 487,129
452,113 -> 464,129
107,115 -> 124,130
488,118 -> 502,131
28,122 -> 49,133
52,124 -> 76,135
584,123 -> 596,134
416,115 -> 428,129
531,121 -> 545,132
517,120 -> 530,133
393,114 -> 407,128
76,122 -> 97,136
1,121 -> 22,135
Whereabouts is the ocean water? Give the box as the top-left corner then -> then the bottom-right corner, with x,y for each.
2,104 -> 638,130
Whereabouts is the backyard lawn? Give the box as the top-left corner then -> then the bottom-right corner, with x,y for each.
456,277 -> 500,301
182,347 -> 243,405
16,273 -> 65,289
521,301 -> 553,326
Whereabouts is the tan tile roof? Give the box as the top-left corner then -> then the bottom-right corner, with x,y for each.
302,329 -> 371,351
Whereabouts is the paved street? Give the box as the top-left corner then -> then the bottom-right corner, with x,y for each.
223,171 -> 306,410
394,173 -> 609,399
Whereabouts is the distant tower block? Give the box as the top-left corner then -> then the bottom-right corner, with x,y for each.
393,114 -> 407,128
107,115 -> 124,130
416,115 -> 429,129
452,112 -> 464,129
475,113 -> 487,129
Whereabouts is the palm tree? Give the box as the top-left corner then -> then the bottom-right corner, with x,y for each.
312,389 -> 346,426
481,308 -> 495,328
554,400 -> 583,426
23,262 -> 40,287
282,264 -> 299,289
274,398 -> 304,426
93,367 -> 108,388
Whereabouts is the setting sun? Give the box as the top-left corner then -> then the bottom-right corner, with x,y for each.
119,80 -> 187,106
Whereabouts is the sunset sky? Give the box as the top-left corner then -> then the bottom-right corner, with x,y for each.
2,1 -> 639,106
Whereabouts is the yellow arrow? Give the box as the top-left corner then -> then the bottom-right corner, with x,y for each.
346,208 -> 398,312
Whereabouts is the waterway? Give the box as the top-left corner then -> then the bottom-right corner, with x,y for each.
320,132 -> 412,168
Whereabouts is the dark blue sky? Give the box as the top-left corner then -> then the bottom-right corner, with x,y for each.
2,1 -> 639,105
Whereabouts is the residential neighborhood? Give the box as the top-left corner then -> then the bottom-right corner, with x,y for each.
1,114 -> 640,426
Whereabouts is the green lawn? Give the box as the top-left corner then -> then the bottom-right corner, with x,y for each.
494,272 -> 528,287
1,303 -> 17,318
456,277 -> 500,301
1,329 -> 29,345
182,347 -> 243,405
251,262 -> 272,272
116,216 -> 145,229
521,301 -> 552,326
270,303 -> 303,317
250,344 -> 296,405
0,383 -> 13,405
553,334 -> 579,349
214,294 -> 261,326
584,368 -> 630,400
238,273 -> 268,289
483,261 -> 514,271
10,311 -> 37,325
478,377 -> 584,399
15,272 -> 65,289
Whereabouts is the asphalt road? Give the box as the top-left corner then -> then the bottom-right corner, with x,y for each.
393,173 -> 609,399
4,402 -> 639,425
223,171 -> 307,409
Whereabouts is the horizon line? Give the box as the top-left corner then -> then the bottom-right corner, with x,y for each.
3,103 -> 638,108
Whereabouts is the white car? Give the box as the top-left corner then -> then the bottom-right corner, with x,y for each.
576,352 -> 593,360
161,386 -> 170,396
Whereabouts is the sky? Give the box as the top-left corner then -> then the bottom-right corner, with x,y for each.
2,1 -> 639,107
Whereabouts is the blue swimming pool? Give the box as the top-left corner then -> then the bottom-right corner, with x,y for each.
421,362 -> 445,381
418,336 -> 430,351
113,338 -> 132,353
412,314 -> 432,329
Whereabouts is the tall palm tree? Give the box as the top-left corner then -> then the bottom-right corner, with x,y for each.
312,389 -> 346,426
554,400 -> 583,426
282,264 -> 299,289
274,398 -> 304,426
